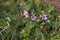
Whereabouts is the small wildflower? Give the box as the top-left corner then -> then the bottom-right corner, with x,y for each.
31,15 -> 36,21
23,10 -> 29,18
47,20 -> 50,23
40,14 -> 47,20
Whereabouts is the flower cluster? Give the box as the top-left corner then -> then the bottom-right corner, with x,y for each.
22,10 -> 50,22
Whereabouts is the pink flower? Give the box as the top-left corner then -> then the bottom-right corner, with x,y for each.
40,14 -> 47,20
31,15 -> 36,21
23,10 -> 29,18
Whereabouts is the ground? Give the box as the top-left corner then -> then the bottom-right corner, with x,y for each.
42,0 -> 60,14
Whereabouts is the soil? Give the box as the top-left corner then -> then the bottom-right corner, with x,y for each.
42,0 -> 60,14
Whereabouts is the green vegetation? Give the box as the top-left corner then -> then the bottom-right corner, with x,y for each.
0,0 -> 60,40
